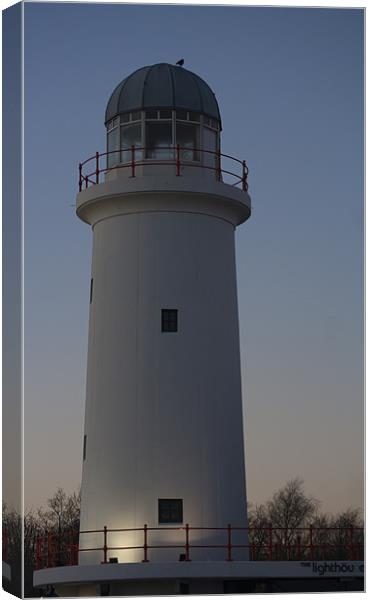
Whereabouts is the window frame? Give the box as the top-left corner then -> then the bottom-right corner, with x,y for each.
106,110 -> 220,166
161,309 -> 178,333
158,499 -> 183,524
145,120 -> 174,160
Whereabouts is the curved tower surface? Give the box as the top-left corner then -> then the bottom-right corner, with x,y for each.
77,63 -> 251,564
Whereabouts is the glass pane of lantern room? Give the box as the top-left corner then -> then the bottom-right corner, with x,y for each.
121,124 -> 143,163
176,123 -> 199,161
146,123 -> 172,159
203,127 -> 217,169
107,128 -> 119,168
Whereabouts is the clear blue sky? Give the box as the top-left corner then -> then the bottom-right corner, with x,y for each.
21,3 -> 364,514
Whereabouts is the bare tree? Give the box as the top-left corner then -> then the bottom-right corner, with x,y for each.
3,489 -> 80,596
37,488 -> 80,567
248,478 -> 318,559
248,503 -> 270,559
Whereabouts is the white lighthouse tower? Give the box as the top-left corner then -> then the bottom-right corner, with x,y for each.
77,61 -> 251,571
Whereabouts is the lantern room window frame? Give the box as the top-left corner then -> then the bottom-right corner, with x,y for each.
106,110 -> 220,168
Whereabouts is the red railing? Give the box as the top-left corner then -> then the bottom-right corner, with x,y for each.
34,525 -> 364,569
78,146 -> 249,193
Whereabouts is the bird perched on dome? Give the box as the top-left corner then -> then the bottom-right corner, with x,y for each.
176,58 -> 184,66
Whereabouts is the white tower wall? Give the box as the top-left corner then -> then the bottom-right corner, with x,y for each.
77,178 -> 250,564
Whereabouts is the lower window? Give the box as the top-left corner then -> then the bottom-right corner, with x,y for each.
158,499 -> 183,524
162,309 -> 178,332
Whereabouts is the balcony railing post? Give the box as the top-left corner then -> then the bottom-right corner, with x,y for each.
176,144 -> 181,176
185,523 -> 191,561
85,176 -> 88,190
68,530 -> 73,566
47,533 -> 53,568
297,534 -> 301,560
102,525 -> 108,564
357,542 -> 362,561
309,525 -> 314,560
142,524 -> 149,563
131,145 -> 136,178
79,163 -> 82,192
216,150 -> 221,182
242,160 -> 248,192
274,542 -> 279,560
268,525 -> 273,560
35,536 -> 40,570
349,526 -> 354,560
95,152 -> 100,184
226,524 -> 233,561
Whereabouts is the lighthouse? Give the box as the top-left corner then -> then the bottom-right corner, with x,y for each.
32,62 -> 365,597
77,63 -> 251,567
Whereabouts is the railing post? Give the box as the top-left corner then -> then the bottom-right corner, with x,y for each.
185,523 -> 191,561
268,525 -> 273,560
297,534 -> 301,560
357,542 -> 362,561
176,144 -> 181,176
68,530 -> 73,566
85,176 -> 88,190
95,152 -> 100,184
242,160 -> 248,192
131,145 -> 136,178
142,524 -> 149,563
74,534 -> 79,565
37,536 -> 43,570
216,150 -> 221,182
309,525 -> 314,560
349,526 -> 354,560
226,524 -> 233,561
79,163 -> 82,192
251,541 -> 256,561
47,533 -> 53,568
102,525 -> 108,564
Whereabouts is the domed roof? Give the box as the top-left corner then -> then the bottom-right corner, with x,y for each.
105,63 -> 221,124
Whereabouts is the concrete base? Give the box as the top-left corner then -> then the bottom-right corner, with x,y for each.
34,561 -> 364,596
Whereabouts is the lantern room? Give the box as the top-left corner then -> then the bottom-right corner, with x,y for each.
105,63 -> 221,170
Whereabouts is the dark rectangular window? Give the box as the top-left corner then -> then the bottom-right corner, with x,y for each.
90,278 -> 93,303
158,499 -> 183,524
83,435 -> 87,460
161,309 -> 178,332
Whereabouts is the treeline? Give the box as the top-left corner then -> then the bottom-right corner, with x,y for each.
2,479 -> 364,597
3,489 -> 80,596
247,478 -> 363,560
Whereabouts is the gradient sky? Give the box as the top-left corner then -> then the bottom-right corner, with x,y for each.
20,3 -> 364,515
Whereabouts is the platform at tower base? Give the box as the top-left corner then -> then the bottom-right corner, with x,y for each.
34,560 -> 364,596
